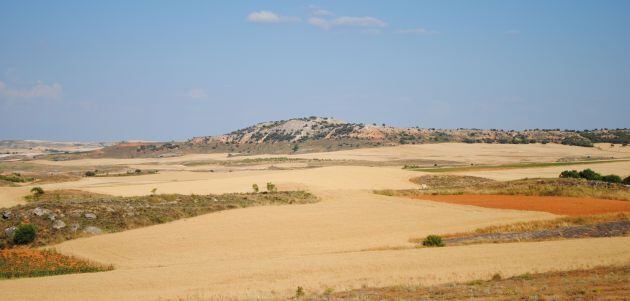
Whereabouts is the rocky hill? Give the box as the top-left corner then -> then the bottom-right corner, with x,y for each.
39,117 -> 629,159
189,116 -> 628,147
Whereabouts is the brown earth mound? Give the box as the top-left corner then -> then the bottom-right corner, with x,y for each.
415,194 -> 630,216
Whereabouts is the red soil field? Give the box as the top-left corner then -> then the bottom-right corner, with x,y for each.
414,194 -> 630,216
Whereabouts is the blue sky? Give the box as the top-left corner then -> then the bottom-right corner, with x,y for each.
1,1 -> 629,141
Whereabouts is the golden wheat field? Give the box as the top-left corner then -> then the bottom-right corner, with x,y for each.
0,143 -> 629,300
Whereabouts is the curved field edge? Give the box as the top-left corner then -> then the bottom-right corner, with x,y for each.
376,177 -> 630,201
300,265 -> 630,301
1,190 -> 318,248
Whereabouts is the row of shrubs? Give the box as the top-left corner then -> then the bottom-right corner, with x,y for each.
559,168 -> 630,184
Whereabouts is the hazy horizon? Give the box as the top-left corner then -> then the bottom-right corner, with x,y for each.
1,1 -> 629,141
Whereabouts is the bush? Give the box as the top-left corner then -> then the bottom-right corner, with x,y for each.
601,174 -> 622,183
266,182 -> 277,193
624,176 -> 630,185
252,183 -> 259,193
295,286 -> 305,298
30,187 -> 44,197
422,234 -> 444,247
84,171 -> 96,177
13,224 -> 37,245
559,170 -> 580,179
578,169 -> 602,181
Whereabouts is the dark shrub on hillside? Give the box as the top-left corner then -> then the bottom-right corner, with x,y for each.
559,170 -> 580,179
30,187 -> 44,197
422,234 -> 444,247
601,174 -> 622,183
578,169 -> 602,181
13,224 -> 37,245
84,171 -> 96,177
623,176 -> 630,185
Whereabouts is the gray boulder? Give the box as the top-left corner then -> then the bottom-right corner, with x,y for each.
1,211 -> 11,220
4,226 -> 16,238
83,226 -> 102,235
32,207 -> 51,217
84,213 -> 97,219
52,220 -> 66,230
69,223 -> 80,232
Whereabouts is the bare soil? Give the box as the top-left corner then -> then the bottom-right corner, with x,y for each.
414,194 -> 630,216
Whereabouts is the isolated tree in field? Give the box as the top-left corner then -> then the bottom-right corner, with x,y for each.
266,182 -> 277,193
292,144 -> 299,153
252,183 -> 259,193
30,187 -> 44,198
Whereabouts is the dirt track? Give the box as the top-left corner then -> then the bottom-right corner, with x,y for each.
415,194 -> 630,216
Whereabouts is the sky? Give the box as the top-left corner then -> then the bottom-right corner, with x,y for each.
0,1 -> 629,141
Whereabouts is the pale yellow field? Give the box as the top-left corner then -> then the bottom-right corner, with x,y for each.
452,160 -> 630,180
293,142 -> 629,163
1,143 -> 629,300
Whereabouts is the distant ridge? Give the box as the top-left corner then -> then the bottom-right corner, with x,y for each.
40,117 -> 630,159
189,116 -> 629,147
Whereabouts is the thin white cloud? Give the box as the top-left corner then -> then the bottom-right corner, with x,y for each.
188,88 -> 208,100
312,9 -> 333,16
395,28 -> 437,35
0,80 -> 63,100
333,16 -> 387,28
309,16 -> 387,30
246,10 -> 300,23
308,17 -> 331,30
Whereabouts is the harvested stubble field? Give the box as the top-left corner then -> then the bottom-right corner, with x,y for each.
303,265 -> 630,301
0,143 -> 629,300
1,190 -> 317,248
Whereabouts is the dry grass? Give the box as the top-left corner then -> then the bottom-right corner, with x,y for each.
409,212 -> 629,244
450,212 -> 628,237
0,248 -> 112,279
2,190 -> 318,247
405,159 -> 629,173
377,176 -> 630,201
304,265 -> 630,301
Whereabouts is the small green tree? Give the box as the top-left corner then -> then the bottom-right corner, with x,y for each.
559,170 -> 580,179
579,169 -> 602,181
623,176 -> 630,185
252,183 -> 259,193
266,182 -> 277,193
295,286 -> 305,298
84,170 -> 96,177
422,234 -> 444,247
13,224 -> 37,245
30,187 -> 44,198
292,144 -> 299,152
602,174 -> 622,183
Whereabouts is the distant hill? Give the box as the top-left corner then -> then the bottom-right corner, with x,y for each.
190,116 -> 628,147
40,117 -> 630,159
